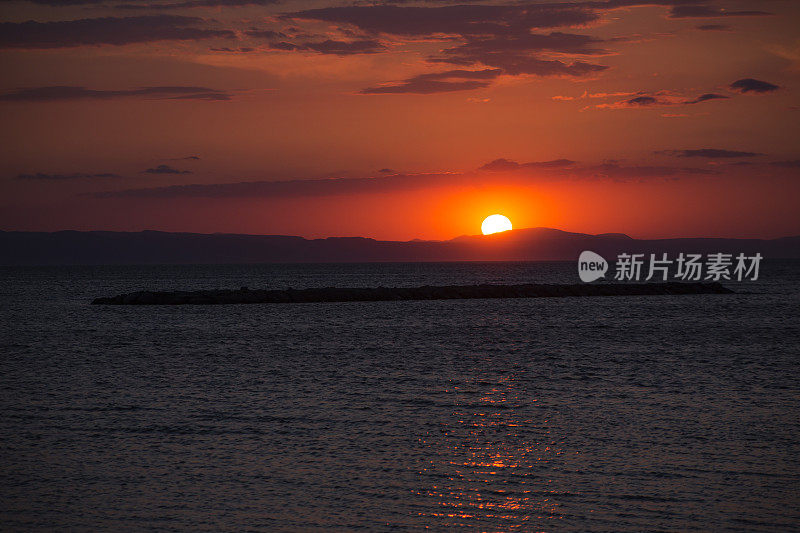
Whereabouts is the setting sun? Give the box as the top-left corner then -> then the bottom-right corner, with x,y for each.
481,214 -> 513,235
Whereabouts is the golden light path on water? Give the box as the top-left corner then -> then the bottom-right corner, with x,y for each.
415,373 -> 570,529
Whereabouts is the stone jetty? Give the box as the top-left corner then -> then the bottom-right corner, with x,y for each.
92,282 -> 733,305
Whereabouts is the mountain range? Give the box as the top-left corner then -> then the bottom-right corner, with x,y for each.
1,228 -> 798,265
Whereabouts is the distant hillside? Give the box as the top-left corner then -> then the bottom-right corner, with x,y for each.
0,228 -> 798,265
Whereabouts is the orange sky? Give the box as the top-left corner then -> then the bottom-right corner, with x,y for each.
0,0 -> 798,240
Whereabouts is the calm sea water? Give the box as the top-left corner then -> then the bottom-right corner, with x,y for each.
1,261 -> 799,531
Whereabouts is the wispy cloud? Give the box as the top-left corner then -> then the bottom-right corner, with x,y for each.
668,5 -> 772,18
283,5 -> 600,37
770,160 -> 800,168
116,0 -> 278,9
166,155 -> 201,161
0,86 -> 232,102
0,15 -> 233,49
361,69 -> 501,94
696,24 -> 733,31
142,164 -> 192,174
90,158 -> 722,199
479,158 -> 575,172
17,172 -> 120,180
657,148 -> 764,158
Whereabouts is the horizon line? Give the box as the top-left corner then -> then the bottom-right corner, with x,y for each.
1,227 -> 799,242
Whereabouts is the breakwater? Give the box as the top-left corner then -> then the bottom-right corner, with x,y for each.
92,282 -> 733,305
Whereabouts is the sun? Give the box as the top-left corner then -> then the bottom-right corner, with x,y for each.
481,214 -> 513,235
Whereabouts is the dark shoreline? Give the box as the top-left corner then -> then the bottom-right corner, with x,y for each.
92,282 -> 733,305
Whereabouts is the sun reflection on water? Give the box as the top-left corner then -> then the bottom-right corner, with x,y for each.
415,374 -> 568,529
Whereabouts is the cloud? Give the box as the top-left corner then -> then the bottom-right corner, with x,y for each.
17,172 -> 119,180
210,46 -> 255,53
244,30 -> 285,40
479,158 -> 575,171
245,29 -> 387,55
167,155 -> 201,161
684,93 -> 729,104
280,4 -> 615,91
696,24 -> 732,31
729,78 -> 780,94
626,95 -> 659,106
90,158 -> 719,199
575,163 -> 716,179
0,15 -> 234,49
596,90 -> 731,109
116,0 -> 278,9
90,172 -> 474,199
434,55 -> 607,77
440,32 -> 608,57
142,164 -> 192,174
0,86 -> 232,102
552,90 -> 638,101
283,5 -> 599,37
770,160 -> 800,168
361,69 -> 501,94
24,0 -> 275,4
265,41 -> 301,51
657,148 -> 764,158
428,31 -> 609,75
668,5 -> 772,18
302,39 -> 387,55
13,0 -> 104,3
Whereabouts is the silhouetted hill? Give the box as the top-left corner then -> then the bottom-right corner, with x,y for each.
0,228 -> 798,265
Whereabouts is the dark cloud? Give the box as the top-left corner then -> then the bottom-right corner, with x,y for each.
0,15 -> 234,49
246,30 -> 387,55
20,0 -> 275,4
244,30 -> 286,40
361,69 -> 501,94
597,90 -> 731,109
282,5 -> 614,87
90,158 -> 719,199
267,41 -> 302,51
284,5 -> 599,37
5,0 -> 105,4
576,163 -> 715,179
303,39 -> 387,55
669,5 -> 772,18
142,164 -> 192,174
429,31 -> 609,75
770,160 -> 800,168
210,46 -> 255,53
440,32 -> 608,57
91,172 -> 471,199
586,0 -> 736,7
167,155 -> 201,161
626,95 -> 659,106
684,93 -> 729,104
479,158 -> 576,171
696,24 -> 732,31
17,172 -> 119,180
0,86 -> 232,102
116,0 -> 278,9
730,78 -> 780,94
658,149 -> 764,158
430,54 -> 607,76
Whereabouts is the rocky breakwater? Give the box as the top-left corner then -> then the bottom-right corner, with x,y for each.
92,282 -> 733,305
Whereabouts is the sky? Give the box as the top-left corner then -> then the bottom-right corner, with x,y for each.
0,0 -> 798,240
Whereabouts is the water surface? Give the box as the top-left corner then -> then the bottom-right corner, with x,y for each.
1,262 -> 798,531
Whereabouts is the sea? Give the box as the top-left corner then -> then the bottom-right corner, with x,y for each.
1,261 -> 798,532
